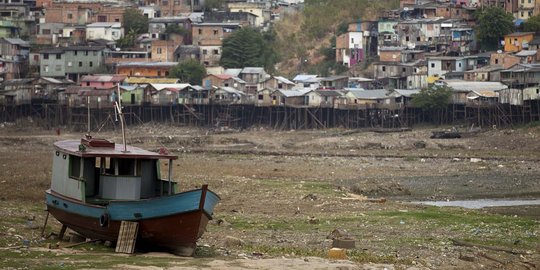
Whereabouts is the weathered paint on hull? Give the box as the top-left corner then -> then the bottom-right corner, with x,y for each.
47,206 -> 210,255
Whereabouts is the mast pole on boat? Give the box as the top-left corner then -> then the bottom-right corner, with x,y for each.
116,83 -> 127,152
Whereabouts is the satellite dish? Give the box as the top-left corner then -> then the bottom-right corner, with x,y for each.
497,50 -> 502,54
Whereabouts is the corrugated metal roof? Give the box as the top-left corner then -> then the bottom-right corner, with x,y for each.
347,89 -> 389,99
274,76 -> 294,85
293,74 -> 318,82
2,38 -> 30,47
224,68 -> 242,77
315,90 -> 343,97
81,75 -> 126,82
515,50 -> 537,57
241,67 -> 265,74
392,89 -> 420,97
149,83 -> 191,91
218,87 -> 245,95
444,80 -> 508,92
273,89 -> 310,97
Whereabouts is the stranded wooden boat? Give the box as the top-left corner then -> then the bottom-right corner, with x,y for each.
45,136 -> 220,255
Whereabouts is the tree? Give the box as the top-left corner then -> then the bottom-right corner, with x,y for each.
169,60 -> 207,85
411,85 -> 453,123
123,9 -> 148,35
523,15 -> 540,33
475,7 -> 514,50
220,28 -> 278,71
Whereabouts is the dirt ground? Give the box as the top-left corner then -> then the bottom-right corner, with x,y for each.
0,120 -> 539,269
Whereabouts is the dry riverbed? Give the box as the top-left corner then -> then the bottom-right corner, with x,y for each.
0,121 -> 539,269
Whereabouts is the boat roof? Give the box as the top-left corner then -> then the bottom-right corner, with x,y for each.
54,139 -> 177,160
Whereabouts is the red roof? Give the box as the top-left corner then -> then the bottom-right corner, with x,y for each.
213,74 -> 233,80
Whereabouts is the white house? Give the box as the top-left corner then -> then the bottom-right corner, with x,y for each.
86,22 -> 123,41
336,31 -> 364,67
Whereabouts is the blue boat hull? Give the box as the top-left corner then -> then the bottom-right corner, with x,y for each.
45,187 -> 220,255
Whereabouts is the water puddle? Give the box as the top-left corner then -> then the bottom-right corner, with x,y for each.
412,199 -> 540,209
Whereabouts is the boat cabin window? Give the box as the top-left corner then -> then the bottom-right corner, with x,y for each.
69,155 -> 82,179
97,157 -> 140,176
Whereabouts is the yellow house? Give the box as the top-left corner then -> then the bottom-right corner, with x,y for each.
504,32 -> 534,52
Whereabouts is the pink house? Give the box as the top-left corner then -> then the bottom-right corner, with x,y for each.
80,74 -> 126,89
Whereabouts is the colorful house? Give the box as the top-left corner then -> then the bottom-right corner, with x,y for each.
504,32 -> 534,52
116,62 -> 177,78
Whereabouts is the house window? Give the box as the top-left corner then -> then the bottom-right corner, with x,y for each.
163,0 -> 168,5
351,38 -> 354,43
101,82 -> 105,86
458,63 -> 462,68
157,48 -> 162,54
416,37 -> 420,41
529,11 -> 533,16
86,82 -> 90,86
202,49 -> 207,55
406,36 -> 410,41
402,68 -> 406,72
67,13 -> 73,19
56,54 -> 61,59
198,29 -> 202,35
44,65 -> 49,72
89,61 -> 93,67
98,15 -> 106,22
278,83 -> 283,89
213,29 -> 218,35
521,11 -> 524,17
43,53 -> 49,59
85,51 -> 89,56
213,49 -> 219,55
495,59 -> 499,64
79,62 -> 83,67
157,71 -> 161,76
409,81 -> 412,87
74,51 -> 78,56
382,66 -> 386,71
203,61 -> 209,66
431,63 -> 435,68
258,94 -> 263,100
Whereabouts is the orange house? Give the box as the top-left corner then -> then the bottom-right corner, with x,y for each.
504,32 -> 535,52
116,62 -> 177,77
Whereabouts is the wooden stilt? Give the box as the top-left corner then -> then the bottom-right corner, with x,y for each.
58,224 -> 67,241
41,211 -> 49,237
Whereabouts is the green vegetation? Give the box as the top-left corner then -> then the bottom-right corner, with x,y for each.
169,59 -> 207,85
523,15 -> 540,33
411,85 -> 453,123
123,8 -> 149,35
220,28 -> 278,72
475,7 -> 514,50
116,9 -> 149,49
271,0 -> 398,75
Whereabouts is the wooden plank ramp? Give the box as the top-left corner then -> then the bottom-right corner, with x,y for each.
115,221 -> 139,254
